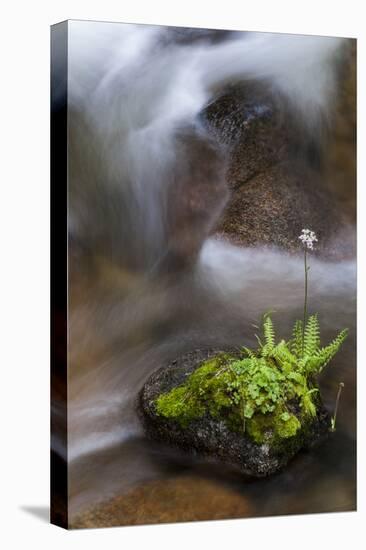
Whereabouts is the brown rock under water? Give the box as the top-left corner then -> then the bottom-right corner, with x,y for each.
70,475 -> 252,528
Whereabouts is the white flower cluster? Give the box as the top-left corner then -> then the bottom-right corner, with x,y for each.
299,228 -> 318,250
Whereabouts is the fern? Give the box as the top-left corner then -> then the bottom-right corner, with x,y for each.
157,312 -> 348,442
254,333 -> 263,349
257,314 -> 347,377
290,319 -> 303,358
262,313 -> 275,355
301,388 -> 319,417
303,314 -> 320,357
242,346 -> 256,359
315,328 -> 348,373
272,340 -> 297,370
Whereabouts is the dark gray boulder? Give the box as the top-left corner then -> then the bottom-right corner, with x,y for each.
138,349 -> 330,477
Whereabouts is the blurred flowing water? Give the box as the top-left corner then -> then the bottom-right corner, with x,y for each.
61,22 -> 356,523
68,243 -> 356,520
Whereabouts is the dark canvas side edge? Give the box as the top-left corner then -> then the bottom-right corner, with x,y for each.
50,20 -> 68,530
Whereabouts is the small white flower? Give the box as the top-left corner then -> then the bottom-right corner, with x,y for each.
299,228 -> 318,250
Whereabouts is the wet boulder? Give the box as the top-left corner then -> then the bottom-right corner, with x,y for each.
138,349 -> 330,477
203,80 -> 355,259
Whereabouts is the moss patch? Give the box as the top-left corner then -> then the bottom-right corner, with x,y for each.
155,313 -> 347,446
156,354 -> 232,427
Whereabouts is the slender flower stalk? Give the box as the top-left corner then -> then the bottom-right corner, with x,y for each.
302,248 -> 308,353
299,229 -> 318,353
241,396 -> 246,433
331,382 -> 345,432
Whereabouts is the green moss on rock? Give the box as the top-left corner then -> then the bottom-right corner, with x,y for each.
155,350 -> 312,445
139,348 -> 331,477
155,349 -> 309,445
154,313 -> 346,447
155,386 -> 206,427
246,410 -> 302,445
156,354 -> 233,426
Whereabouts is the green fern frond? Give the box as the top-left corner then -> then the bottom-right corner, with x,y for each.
290,319 -> 303,358
316,328 -> 348,372
242,346 -> 256,359
272,340 -> 297,370
303,314 -> 320,357
287,371 -> 306,386
255,334 -> 263,350
262,314 -> 275,354
296,356 -> 308,373
301,388 -> 319,417
304,328 -> 348,374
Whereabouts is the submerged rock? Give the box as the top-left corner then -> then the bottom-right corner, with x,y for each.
138,349 -> 330,477
71,474 -> 252,528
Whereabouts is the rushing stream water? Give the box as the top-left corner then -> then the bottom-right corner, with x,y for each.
63,21 -> 356,525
